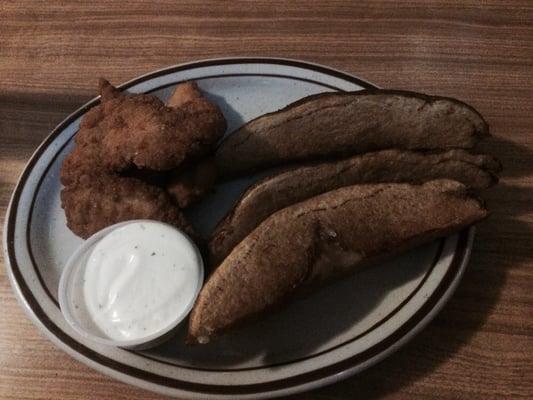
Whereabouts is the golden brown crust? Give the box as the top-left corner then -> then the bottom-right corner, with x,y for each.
60,79 -> 225,238
166,81 -> 202,109
61,174 -> 194,239
209,149 -> 501,264
215,90 -> 490,177
189,180 -> 487,343
97,80 -> 226,171
166,158 -> 217,208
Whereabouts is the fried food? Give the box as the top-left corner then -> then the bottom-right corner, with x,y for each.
60,79 -> 226,238
120,167 -> 170,188
61,174 -> 195,239
215,90 -> 489,176
209,149 -> 501,264
189,180 -> 487,343
60,139 -> 102,187
98,79 -> 226,171
166,81 -> 203,108
163,82 -> 220,207
166,158 -> 217,208
119,158 -> 218,209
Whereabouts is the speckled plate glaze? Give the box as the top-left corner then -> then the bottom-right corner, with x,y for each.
3,58 -> 474,399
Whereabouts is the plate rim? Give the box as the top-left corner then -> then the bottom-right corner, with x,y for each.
2,57 -> 474,399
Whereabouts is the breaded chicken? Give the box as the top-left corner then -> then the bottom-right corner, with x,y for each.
166,81 -> 203,108
60,79 -> 225,238
61,174 -> 195,239
60,89 -> 111,186
98,79 -> 226,171
166,158 -> 217,208
160,82 -> 221,207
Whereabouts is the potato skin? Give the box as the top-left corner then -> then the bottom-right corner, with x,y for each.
209,148 -> 500,264
215,89 -> 489,176
190,180 -> 487,344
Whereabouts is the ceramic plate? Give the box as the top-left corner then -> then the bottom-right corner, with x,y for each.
3,58 -> 473,399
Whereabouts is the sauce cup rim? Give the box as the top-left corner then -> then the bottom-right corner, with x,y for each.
58,219 -> 204,349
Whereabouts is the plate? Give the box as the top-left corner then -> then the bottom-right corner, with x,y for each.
3,58 -> 473,399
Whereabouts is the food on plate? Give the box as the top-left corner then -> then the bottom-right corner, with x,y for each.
166,81 -> 205,109
61,174 -> 195,239
209,149 -> 501,264
60,79 -> 226,238
166,158 -> 218,208
189,180 -> 487,343
98,79 -> 226,171
161,82 -> 221,207
120,167 -> 170,188
60,93 -> 111,187
78,221 -> 202,342
215,90 -> 489,176
59,78 -> 498,345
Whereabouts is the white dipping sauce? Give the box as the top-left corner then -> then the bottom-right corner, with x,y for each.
82,221 -> 201,341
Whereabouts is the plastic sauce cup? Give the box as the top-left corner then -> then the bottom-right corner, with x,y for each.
58,220 -> 204,349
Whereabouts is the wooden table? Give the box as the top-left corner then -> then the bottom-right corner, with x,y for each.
1,1 -> 531,399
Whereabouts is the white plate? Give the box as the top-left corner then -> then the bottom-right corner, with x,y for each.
3,58 -> 473,399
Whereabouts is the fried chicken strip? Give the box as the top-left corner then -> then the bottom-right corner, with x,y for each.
61,174 -> 195,239
166,158 -> 217,208
99,79 -> 226,171
60,79 -> 225,238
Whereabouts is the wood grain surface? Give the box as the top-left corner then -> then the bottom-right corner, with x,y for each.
1,1 -> 532,399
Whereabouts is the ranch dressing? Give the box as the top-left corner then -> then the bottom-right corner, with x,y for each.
82,221 -> 201,341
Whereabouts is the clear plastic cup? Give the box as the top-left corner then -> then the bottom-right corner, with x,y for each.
58,220 -> 204,349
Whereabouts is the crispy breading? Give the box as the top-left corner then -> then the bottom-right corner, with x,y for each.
166,81 -> 203,108
98,79 -> 226,171
60,79 -> 226,238
61,174 -> 195,239
166,158 -> 217,208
